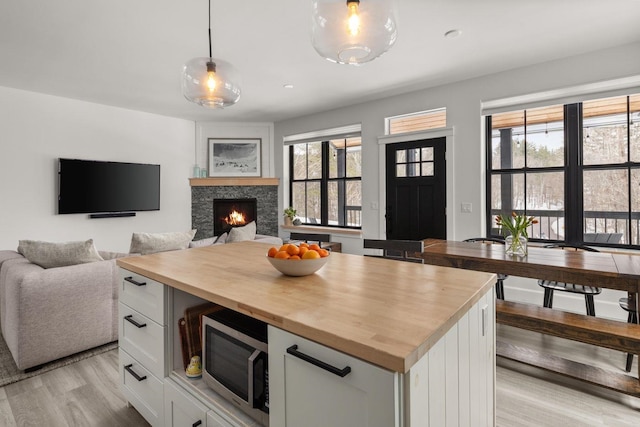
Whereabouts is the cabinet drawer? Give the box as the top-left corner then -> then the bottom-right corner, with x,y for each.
120,348 -> 164,427
119,269 -> 166,325
119,302 -> 167,379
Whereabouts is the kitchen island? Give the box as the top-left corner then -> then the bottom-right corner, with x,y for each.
117,241 -> 496,427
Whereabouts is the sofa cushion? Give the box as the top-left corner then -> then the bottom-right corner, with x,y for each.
17,239 -> 104,269
227,221 -> 257,243
189,232 -> 228,248
129,230 -> 197,255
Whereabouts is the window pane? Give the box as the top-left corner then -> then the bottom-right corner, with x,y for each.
328,139 -> 345,179
631,168 -> 640,245
583,169 -> 628,243
511,173 -> 525,210
396,150 -> 406,163
292,144 -> 307,180
491,175 -> 502,211
525,105 -> 564,168
407,148 -> 420,162
630,94 -> 640,162
421,147 -> 433,161
307,142 -> 323,179
346,181 -> 361,227
583,96 -> 628,165
292,182 -> 306,220
408,163 -> 419,177
526,171 -> 564,240
491,110 -> 524,169
421,162 -> 434,176
306,181 -> 321,224
396,164 -> 406,177
388,109 -> 446,135
346,138 -> 361,178
328,181 -> 338,225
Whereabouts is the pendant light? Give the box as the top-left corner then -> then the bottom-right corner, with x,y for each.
182,0 -> 241,108
311,0 -> 397,65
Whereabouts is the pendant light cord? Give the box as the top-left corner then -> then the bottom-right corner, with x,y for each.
208,0 -> 212,59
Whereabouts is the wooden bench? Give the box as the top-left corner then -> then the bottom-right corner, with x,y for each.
496,299 -> 640,396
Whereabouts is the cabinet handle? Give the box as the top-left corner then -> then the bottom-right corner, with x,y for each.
124,364 -> 147,382
192,421 -> 202,427
286,345 -> 351,378
124,314 -> 147,328
124,276 -> 146,286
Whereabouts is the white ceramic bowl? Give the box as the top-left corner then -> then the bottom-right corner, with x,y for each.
266,254 -> 330,276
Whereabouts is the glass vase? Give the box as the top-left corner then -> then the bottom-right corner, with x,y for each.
505,233 -> 528,257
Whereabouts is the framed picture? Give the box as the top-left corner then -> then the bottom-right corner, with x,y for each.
208,138 -> 262,177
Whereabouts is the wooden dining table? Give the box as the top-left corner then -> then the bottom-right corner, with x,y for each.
420,239 -> 640,397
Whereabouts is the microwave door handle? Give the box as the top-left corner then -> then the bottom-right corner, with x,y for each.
247,349 -> 261,408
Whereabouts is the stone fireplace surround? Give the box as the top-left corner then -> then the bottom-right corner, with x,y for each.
191,178 -> 279,241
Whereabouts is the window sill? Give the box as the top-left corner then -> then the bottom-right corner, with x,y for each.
280,224 -> 362,237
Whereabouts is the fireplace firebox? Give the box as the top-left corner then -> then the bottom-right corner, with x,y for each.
213,198 -> 258,235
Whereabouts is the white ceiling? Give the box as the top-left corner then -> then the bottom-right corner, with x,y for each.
1,0 -> 639,123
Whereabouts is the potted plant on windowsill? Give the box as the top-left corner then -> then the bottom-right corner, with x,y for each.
283,207 -> 297,226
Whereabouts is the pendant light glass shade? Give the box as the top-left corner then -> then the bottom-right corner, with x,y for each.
182,57 -> 241,108
181,0 -> 241,108
311,0 -> 397,65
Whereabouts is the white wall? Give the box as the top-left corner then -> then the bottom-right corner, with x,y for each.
273,42 -> 640,319
195,122 -> 275,178
0,87 -> 194,253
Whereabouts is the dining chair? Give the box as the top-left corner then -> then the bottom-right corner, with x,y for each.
537,244 -> 601,316
363,239 -> 424,263
463,237 -> 507,300
619,295 -> 638,372
289,232 -> 331,244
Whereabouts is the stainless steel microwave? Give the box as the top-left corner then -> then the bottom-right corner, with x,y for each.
202,308 -> 269,426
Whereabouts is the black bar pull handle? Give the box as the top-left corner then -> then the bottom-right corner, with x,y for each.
124,314 -> 147,328
286,345 -> 351,378
124,276 -> 146,287
192,421 -> 202,427
124,364 -> 147,382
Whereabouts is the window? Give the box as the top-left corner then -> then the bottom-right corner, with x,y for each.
387,108 -> 446,135
486,93 -> 640,248
289,137 -> 362,228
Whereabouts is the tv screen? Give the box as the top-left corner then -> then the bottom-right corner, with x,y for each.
58,158 -> 160,214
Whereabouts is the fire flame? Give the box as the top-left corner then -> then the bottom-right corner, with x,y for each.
225,210 -> 246,226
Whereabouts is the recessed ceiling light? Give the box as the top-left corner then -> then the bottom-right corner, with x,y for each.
283,84 -> 294,89
444,29 -> 462,39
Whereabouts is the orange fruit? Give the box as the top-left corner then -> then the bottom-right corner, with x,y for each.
318,248 -> 329,258
309,243 -> 321,251
302,249 -> 320,259
274,251 -> 290,259
279,244 -> 290,252
267,247 -> 278,258
299,246 -> 309,256
286,244 -> 300,256
289,255 -> 301,260
299,242 -> 309,248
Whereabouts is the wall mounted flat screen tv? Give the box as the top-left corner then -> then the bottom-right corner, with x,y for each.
58,158 -> 160,214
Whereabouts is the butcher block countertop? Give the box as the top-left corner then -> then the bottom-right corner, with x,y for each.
117,241 -> 495,373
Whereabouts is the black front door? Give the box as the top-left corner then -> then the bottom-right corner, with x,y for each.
385,138 -> 446,240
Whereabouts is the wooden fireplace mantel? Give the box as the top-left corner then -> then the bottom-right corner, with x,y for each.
189,177 -> 279,187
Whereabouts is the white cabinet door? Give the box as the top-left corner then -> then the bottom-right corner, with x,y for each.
269,326 -> 400,427
206,410 -> 234,427
164,379 -> 208,427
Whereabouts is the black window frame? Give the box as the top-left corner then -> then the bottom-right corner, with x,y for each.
289,138 -> 362,229
486,95 -> 639,249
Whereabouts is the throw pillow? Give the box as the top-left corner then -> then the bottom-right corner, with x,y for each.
17,239 -> 104,269
227,221 -> 257,243
129,230 -> 197,255
188,232 -> 229,248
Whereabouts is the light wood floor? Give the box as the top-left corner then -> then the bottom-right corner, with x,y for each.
0,328 -> 639,426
